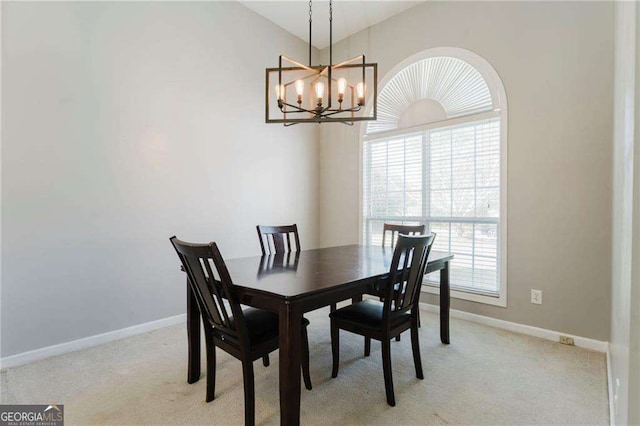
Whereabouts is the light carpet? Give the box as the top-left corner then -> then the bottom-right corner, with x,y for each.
0,308 -> 609,425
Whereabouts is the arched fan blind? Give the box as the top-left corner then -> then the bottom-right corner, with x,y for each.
367,57 -> 494,134
362,51 -> 507,305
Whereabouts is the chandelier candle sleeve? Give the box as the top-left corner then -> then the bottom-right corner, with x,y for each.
275,84 -> 285,101
295,80 -> 304,105
315,82 -> 324,106
264,0 -> 377,125
337,78 -> 347,103
357,83 -> 365,106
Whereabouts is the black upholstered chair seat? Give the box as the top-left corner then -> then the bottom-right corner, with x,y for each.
329,300 -> 410,329
223,308 -> 310,348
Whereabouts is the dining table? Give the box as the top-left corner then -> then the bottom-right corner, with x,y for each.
184,244 -> 454,426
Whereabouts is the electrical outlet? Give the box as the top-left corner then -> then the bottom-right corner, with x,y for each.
559,335 -> 575,345
531,289 -> 542,304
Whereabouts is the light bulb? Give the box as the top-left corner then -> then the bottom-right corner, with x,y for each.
275,84 -> 284,101
315,82 -> 325,105
356,82 -> 365,106
295,80 -> 304,104
337,78 -> 348,95
337,78 -> 347,103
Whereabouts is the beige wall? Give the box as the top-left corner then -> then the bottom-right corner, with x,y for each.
631,7 -> 640,417
1,2 -> 320,357
611,2 -> 640,424
319,1 -> 613,341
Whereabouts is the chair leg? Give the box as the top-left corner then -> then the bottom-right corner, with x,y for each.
411,323 -> 424,380
204,331 -> 216,402
418,310 -> 421,328
262,355 -> 270,367
241,360 -> 255,426
301,325 -> 313,390
331,320 -> 340,378
330,303 -> 337,312
364,337 -> 371,357
381,339 -> 395,407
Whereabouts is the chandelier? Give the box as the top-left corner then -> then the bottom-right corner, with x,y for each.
265,0 -> 378,125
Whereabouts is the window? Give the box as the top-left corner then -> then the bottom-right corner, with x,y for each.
361,49 -> 507,306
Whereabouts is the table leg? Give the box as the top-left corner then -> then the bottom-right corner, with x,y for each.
440,261 -> 450,344
279,302 -> 302,426
187,277 -> 201,384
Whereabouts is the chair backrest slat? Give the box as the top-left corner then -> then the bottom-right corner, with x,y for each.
382,223 -> 426,248
182,255 -> 225,327
383,233 -> 436,324
272,233 -> 285,253
256,224 -> 300,255
201,260 -> 232,329
170,237 -> 250,346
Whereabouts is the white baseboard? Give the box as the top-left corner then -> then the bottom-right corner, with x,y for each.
0,314 -> 187,370
420,302 -> 608,353
606,343 -> 615,426
2,304 -> 611,372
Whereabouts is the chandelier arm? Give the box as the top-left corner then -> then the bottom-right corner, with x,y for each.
279,102 -> 316,114
321,106 -> 362,117
278,103 -> 364,117
280,109 -> 316,115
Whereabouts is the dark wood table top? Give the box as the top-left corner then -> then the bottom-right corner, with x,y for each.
224,244 -> 453,300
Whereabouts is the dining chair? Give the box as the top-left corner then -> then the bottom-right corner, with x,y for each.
329,233 -> 436,407
257,224 -> 339,312
382,223 -> 426,247
381,223 -> 427,341
170,236 -> 312,426
256,224 -> 301,255
257,225 -> 304,364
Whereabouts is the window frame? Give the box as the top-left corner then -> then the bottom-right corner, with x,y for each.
358,48 -> 508,308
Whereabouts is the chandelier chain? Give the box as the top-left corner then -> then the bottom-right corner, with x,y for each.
329,0 -> 333,69
308,0 -> 312,66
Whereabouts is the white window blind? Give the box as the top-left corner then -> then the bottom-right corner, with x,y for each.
363,118 -> 501,295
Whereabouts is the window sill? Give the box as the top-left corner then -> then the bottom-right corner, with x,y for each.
422,282 -> 507,307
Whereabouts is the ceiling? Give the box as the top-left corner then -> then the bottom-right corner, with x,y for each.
240,1 -> 425,50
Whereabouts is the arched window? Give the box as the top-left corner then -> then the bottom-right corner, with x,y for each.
361,48 -> 507,306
